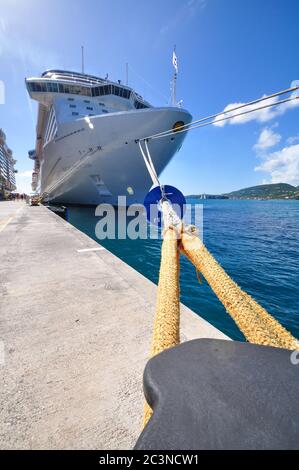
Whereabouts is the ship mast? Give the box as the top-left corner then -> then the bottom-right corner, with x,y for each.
126,63 -> 129,86
81,46 -> 85,74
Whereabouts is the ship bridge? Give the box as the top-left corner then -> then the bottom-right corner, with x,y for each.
25,70 -> 151,110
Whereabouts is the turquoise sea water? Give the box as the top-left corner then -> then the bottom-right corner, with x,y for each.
68,199 -> 299,341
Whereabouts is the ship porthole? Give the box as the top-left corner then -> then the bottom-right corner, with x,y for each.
172,121 -> 185,132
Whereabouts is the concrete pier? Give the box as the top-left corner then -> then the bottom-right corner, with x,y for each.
0,201 -> 228,449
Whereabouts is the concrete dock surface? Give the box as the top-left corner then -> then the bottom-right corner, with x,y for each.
0,201 -> 228,449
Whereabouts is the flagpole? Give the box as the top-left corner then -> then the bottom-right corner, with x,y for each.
172,45 -> 177,106
172,73 -> 177,106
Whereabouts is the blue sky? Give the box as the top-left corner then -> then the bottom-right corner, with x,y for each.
0,0 -> 298,194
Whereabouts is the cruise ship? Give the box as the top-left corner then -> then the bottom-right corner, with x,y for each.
26,69 -> 192,205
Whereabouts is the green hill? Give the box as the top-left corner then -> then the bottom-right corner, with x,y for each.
187,183 -> 299,200
225,183 -> 298,200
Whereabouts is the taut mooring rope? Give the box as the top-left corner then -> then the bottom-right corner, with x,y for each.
180,230 -> 299,350
142,84 -> 299,141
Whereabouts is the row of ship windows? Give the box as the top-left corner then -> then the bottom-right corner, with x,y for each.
28,81 -> 131,99
69,104 -> 93,110
93,84 -> 131,99
27,81 -> 149,109
71,109 -> 108,116
69,100 -> 147,111
69,104 -> 108,113
67,98 -> 105,106
134,100 -> 149,109
68,99 -> 106,107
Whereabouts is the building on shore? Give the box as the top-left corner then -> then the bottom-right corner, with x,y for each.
0,129 -> 17,199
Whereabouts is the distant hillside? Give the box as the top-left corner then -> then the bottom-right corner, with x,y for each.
187,183 -> 299,200
225,183 -> 299,200
186,194 -> 228,199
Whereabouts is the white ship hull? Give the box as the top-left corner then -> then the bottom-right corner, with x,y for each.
40,107 -> 192,205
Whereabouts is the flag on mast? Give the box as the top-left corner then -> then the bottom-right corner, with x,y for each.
172,48 -> 178,73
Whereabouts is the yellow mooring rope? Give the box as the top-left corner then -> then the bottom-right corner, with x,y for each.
181,230 -> 298,350
143,227 -> 180,426
143,226 -> 299,427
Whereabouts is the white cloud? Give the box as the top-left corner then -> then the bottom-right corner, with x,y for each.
213,84 -> 299,127
255,143 -> 299,186
18,170 -> 32,177
15,170 -> 33,194
287,134 -> 299,145
253,127 -> 281,151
